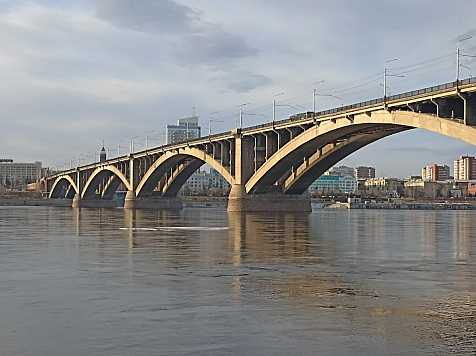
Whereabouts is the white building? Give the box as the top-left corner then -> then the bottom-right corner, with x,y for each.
0,160 -> 42,187
183,169 -> 230,190
328,165 -> 355,177
309,175 -> 357,194
166,115 -> 201,144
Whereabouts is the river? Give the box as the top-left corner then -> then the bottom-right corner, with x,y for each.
0,206 -> 475,355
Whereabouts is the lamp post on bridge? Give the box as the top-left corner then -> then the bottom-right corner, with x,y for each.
384,58 -> 397,100
145,130 -> 154,150
383,59 -> 404,103
273,93 -> 303,125
77,154 -> 84,167
272,92 -> 285,127
117,140 -> 126,157
130,136 -> 139,154
312,80 -> 324,120
208,111 -> 222,136
240,111 -> 267,129
457,36 -> 472,83
236,103 -> 250,128
107,144 -> 115,159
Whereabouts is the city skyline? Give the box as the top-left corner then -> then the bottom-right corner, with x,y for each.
1,0 -> 476,176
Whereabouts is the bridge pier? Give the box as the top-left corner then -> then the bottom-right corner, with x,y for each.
227,184 -> 311,212
72,194 -> 118,208
124,191 -> 183,210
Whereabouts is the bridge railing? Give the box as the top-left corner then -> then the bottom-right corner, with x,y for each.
47,78 -> 476,178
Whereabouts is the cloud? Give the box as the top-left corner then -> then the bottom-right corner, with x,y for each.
90,0 -> 199,35
171,30 -> 258,67
212,71 -> 272,93
89,0 -> 258,69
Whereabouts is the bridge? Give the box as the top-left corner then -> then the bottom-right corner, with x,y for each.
39,78 -> 476,212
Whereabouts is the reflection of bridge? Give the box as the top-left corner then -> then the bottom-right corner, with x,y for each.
40,79 -> 476,211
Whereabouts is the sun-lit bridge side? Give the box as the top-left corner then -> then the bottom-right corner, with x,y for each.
80,166 -> 131,200
40,79 -> 476,211
49,175 -> 78,199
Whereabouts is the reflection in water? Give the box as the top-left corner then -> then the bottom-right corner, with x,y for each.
1,207 -> 476,355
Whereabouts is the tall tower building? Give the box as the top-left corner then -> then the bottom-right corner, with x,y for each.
166,115 -> 201,144
454,156 -> 476,180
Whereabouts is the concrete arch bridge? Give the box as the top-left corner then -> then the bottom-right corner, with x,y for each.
40,79 -> 476,211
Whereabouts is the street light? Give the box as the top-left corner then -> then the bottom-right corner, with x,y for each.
118,140 -> 125,157
239,112 -> 267,129
457,36 -> 472,82
383,58 -> 398,99
77,154 -> 84,167
107,143 -> 115,159
130,136 -> 139,153
145,130 -> 154,150
272,92 -> 285,126
236,103 -> 250,128
312,80 -> 324,119
208,111 -> 223,136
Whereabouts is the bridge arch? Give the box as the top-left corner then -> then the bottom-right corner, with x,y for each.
283,127 -> 409,194
247,110 -> 476,194
82,166 -> 131,200
136,147 -> 234,197
49,176 -> 78,199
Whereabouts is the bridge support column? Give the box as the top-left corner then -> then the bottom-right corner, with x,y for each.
465,93 -> 476,126
72,194 -> 118,208
72,194 -> 81,208
124,191 -> 137,209
124,190 -> 183,209
227,184 -> 311,212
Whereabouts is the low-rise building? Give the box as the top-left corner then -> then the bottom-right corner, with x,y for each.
0,160 -> 42,189
364,177 -> 405,197
404,180 -> 445,199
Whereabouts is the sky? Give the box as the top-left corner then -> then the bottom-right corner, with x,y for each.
1,0 -> 476,177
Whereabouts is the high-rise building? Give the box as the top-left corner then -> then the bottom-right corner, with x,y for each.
454,156 -> 476,180
422,164 -> 450,181
166,115 -> 201,144
354,166 -> 375,180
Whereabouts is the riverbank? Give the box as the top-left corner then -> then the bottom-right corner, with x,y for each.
0,198 -> 73,207
324,201 -> 476,210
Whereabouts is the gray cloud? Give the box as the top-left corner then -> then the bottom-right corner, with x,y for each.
89,0 -> 258,69
171,30 -> 258,67
213,71 -> 272,93
91,0 -> 199,35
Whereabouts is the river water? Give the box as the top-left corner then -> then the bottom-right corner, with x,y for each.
1,206 -> 475,355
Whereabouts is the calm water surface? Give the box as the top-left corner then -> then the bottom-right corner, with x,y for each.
1,206 -> 476,355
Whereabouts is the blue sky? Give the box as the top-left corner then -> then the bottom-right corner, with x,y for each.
1,0 -> 476,177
